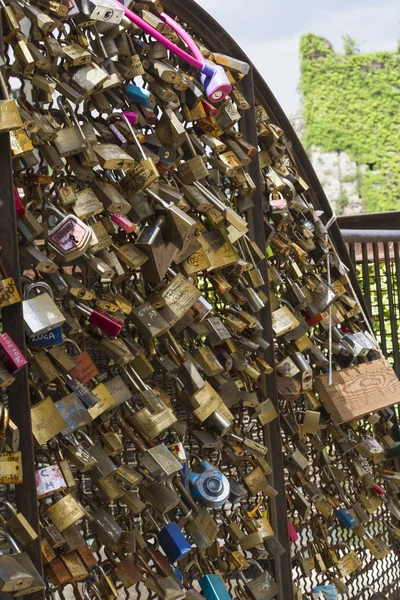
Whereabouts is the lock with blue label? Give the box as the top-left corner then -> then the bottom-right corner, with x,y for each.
29,326 -> 64,349
65,375 -> 99,408
336,507 -> 358,529
189,459 -> 230,508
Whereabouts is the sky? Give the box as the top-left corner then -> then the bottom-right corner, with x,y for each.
196,0 -> 400,115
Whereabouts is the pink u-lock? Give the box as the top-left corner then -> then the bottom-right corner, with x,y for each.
112,0 -> 232,103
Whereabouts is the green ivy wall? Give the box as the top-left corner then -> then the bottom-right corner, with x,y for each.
300,34 -> 400,213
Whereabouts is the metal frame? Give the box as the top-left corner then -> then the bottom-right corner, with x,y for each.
239,72 -> 293,600
0,20 -> 45,600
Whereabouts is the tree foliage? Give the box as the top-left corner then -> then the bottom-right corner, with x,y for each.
300,33 -> 400,213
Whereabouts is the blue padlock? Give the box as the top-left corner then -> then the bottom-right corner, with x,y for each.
125,83 -> 154,109
157,521 -> 192,563
171,564 -> 184,583
146,510 -> 192,563
335,507 -> 358,529
189,460 -> 230,508
29,326 -> 63,348
200,574 -> 232,600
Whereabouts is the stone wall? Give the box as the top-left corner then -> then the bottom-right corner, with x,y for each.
291,109 -> 363,216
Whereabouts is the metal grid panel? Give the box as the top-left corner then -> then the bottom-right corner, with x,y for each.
287,425 -> 400,599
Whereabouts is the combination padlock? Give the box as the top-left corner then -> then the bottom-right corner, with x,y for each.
188,459 -> 230,508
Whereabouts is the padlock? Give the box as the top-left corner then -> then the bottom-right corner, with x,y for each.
335,507 -> 359,530
79,495 -> 122,548
0,529 -> 45,595
22,281 -> 65,337
0,549 -> 34,594
188,458 -> 230,508
52,97 -> 89,157
145,509 -> 192,563
196,558 -> 232,600
137,551 -> 186,600
238,559 -> 279,600
72,301 -> 123,336
59,437 -> 98,472
0,333 -> 27,374
46,494 -> 86,532
46,204 -> 93,261
105,548 -> 142,588
0,255 -> 21,308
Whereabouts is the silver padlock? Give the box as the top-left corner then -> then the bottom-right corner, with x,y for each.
75,0 -> 124,24
22,282 -> 65,337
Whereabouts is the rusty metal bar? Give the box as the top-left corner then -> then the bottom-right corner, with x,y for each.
384,243 -> 400,372
0,19 -> 44,600
348,242 -> 356,267
239,71 -> 294,600
361,242 -> 372,318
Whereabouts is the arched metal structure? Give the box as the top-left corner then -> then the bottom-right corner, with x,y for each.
0,3 -> 376,600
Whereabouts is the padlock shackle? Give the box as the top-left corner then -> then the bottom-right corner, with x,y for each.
111,0 -> 204,70
82,582 -> 103,600
0,498 -> 16,518
107,112 -> 146,161
0,527 -> 21,553
24,280 -> 54,300
193,182 -> 225,212
62,338 -> 81,356
121,366 -> 142,392
77,429 -> 95,447
146,188 -> 170,212
127,364 -> 149,391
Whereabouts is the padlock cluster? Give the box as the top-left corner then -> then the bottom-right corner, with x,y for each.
254,116 -> 400,594
0,0 -> 398,599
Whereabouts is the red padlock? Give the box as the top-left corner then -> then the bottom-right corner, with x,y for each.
14,187 -> 25,217
372,483 -> 386,497
74,302 -> 123,337
288,520 -> 298,542
111,214 -> 137,234
0,333 -> 28,373
304,312 -> 323,327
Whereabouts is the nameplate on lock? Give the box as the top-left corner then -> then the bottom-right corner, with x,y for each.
30,327 -> 63,348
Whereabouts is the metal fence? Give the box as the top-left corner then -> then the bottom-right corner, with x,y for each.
339,212 -> 400,443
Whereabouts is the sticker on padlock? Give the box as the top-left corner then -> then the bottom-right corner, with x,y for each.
46,205 -> 92,261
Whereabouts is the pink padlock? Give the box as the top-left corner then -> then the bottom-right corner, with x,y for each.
14,187 -> 25,217
122,111 -> 138,125
0,333 -> 28,373
111,213 -> 137,234
288,520 -> 299,542
201,99 -> 221,118
372,483 -> 386,496
75,302 -> 123,337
